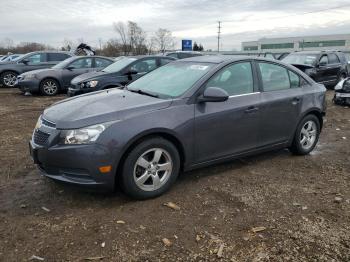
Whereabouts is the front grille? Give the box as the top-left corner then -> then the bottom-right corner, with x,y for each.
41,118 -> 56,128
34,130 -> 50,146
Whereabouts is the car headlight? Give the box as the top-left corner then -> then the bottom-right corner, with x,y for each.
84,80 -> 98,88
24,74 -> 37,80
60,123 -> 107,144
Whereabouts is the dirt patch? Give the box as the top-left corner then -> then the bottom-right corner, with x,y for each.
0,89 -> 349,261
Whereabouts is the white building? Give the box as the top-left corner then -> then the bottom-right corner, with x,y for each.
242,34 -> 350,53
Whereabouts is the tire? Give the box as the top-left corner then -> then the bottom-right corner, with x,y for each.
1,71 -> 18,87
120,137 -> 180,199
290,114 -> 320,155
40,79 -> 59,96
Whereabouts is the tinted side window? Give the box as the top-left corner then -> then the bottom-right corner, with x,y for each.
160,58 -> 173,66
205,62 -> 254,96
319,55 -> 328,65
166,53 -> 178,59
26,53 -> 46,64
68,58 -> 93,69
288,70 -> 300,88
328,53 -> 340,64
48,53 -> 70,62
258,62 -> 290,91
95,58 -> 112,68
131,59 -> 157,73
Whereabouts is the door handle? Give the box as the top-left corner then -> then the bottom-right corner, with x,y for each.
245,106 -> 259,113
291,97 -> 301,105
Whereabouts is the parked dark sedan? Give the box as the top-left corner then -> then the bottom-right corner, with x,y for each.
68,56 -> 175,96
17,56 -> 114,96
282,51 -> 348,88
0,51 -> 72,87
30,55 -> 326,199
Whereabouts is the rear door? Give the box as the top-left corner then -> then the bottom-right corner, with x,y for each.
94,57 -> 113,71
194,61 -> 261,163
22,53 -> 48,72
47,53 -> 70,66
257,61 -> 303,146
62,57 -> 94,86
327,53 -> 342,84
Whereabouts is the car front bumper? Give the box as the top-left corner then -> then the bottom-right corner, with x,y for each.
29,138 -> 117,192
67,84 -> 95,97
16,78 -> 40,93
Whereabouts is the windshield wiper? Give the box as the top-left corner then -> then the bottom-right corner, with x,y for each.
128,89 -> 159,98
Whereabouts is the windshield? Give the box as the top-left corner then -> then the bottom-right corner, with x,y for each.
282,54 -> 318,65
52,57 -> 77,69
127,62 -> 214,98
102,57 -> 137,73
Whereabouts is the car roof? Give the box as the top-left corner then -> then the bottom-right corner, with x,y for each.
128,55 -> 175,60
178,55 -> 255,64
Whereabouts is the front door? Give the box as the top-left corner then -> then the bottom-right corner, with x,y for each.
62,57 -> 94,87
194,61 -> 261,163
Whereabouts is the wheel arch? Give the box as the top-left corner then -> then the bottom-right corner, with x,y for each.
299,108 -> 324,131
115,129 -> 186,182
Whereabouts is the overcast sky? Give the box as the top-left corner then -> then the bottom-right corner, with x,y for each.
1,0 -> 350,50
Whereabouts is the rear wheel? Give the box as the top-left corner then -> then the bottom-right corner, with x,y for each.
120,137 -> 180,199
1,71 -> 18,87
290,115 -> 320,155
40,79 -> 59,96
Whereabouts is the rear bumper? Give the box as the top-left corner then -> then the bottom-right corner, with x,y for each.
29,139 -> 117,192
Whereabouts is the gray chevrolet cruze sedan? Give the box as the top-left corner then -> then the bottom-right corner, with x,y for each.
30,56 -> 326,199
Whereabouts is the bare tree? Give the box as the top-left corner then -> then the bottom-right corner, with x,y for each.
113,22 -> 130,55
2,38 -> 14,50
152,28 -> 174,53
113,21 -> 148,55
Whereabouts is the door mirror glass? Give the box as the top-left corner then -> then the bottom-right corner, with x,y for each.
198,87 -> 229,103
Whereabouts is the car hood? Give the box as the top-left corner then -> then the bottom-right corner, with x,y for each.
290,63 -> 314,72
21,68 -> 57,76
43,88 -> 172,129
71,71 -> 113,84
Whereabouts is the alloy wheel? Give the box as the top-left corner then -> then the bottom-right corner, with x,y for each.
3,73 -> 17,87
43,81 -> 58,95
133,148 -> 173,191
300,120 -> 317,150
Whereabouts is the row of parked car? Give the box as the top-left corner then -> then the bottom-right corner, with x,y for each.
0,51 -> 203,96
0,50 -> 348,98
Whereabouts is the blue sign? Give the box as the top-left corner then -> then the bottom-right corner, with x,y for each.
182,40 -> 192,51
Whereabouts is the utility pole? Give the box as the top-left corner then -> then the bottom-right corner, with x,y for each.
217,21 -> 221,53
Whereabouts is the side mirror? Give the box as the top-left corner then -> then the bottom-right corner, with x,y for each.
66,66 -> 75,70
21,59 -> 29,65
198,87 -> 229,103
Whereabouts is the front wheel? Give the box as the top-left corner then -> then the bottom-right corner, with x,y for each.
40,79 -> 59,96
290,115 -> 320,155
120,137 -> 180,199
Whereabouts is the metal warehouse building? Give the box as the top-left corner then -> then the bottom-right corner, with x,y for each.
242,34 -> 350,52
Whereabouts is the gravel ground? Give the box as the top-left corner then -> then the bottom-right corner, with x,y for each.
0,88 -> 349,262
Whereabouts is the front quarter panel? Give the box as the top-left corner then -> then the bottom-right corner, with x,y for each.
97,99 -> 195,172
